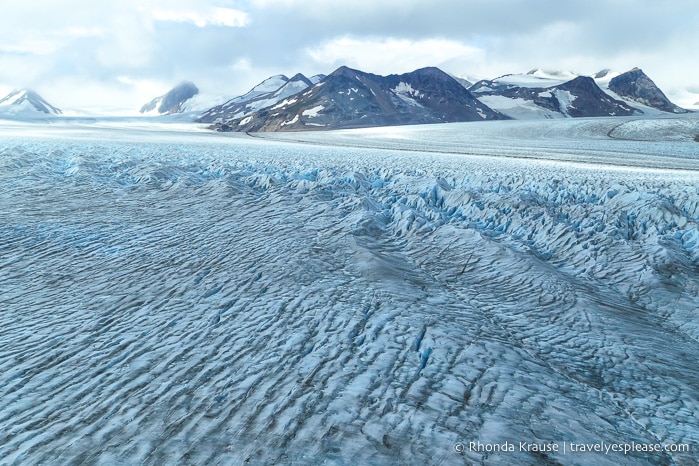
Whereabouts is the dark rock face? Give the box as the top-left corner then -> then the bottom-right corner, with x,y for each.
140,82 -> 199,115
158,82 -> 199,114
558,76 -> 638,117
215,66 -> 507,132
384,67 -> 502,122
0,89 -> 62,114
470,75 -> 639,118
608,68 -> 687,113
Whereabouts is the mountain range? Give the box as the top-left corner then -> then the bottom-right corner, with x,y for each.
211,66 -> 507,132
0,66 -> 691,131
207,66 -> 688,132
468,67 -> 690,120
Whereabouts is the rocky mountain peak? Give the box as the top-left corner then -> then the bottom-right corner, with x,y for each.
0,88 -> 62,115
609,69 -> 687,113
140,81 -> 199,115
288,73 -> 312,84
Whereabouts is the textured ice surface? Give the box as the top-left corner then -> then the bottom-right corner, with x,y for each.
1,117 -> 698,465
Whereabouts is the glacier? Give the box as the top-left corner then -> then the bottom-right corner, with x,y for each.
1,116 -> 698,465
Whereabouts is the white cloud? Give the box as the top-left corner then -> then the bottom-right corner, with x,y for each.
307,37 -> 485,75
230,58 -> 253,71
152,7 -> 250,28
0,27 -> 103,55
0,37 -> 60,55
116,76 -> 169,96
1,1 -> 697,113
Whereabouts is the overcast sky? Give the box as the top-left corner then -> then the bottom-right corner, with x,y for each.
1,0 -> 697,113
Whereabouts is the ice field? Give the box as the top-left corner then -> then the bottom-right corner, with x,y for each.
1,116 -> 699,465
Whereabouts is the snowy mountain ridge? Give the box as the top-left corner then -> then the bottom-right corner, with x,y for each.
0,88 -> 62,118
210,66 -> 507,131
469,67 -> 686,119
204,66 -> 688,131
197,73 -> 321,124
0,66 -> 689,126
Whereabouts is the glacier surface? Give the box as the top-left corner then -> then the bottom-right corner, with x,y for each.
1,116 -> 699,465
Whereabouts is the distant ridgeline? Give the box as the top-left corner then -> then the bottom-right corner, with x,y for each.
1,66 -> 691,130
202,66 -> 690,132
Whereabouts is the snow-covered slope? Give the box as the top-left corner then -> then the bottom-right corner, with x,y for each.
226,74 -> 290,105
471,68 -> 688,119
469,72 -> 568,119
470,74 -> 638,119
525,68 -> 578,81
592,68 -> 621,84
1,115 -> 698,465
309,74 -> 326,84
197,74 -> 314,123
0,89 -> 62,118
480,71 -> 570,89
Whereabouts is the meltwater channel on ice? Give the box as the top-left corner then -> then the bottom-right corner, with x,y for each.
1,115 -> 699,465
